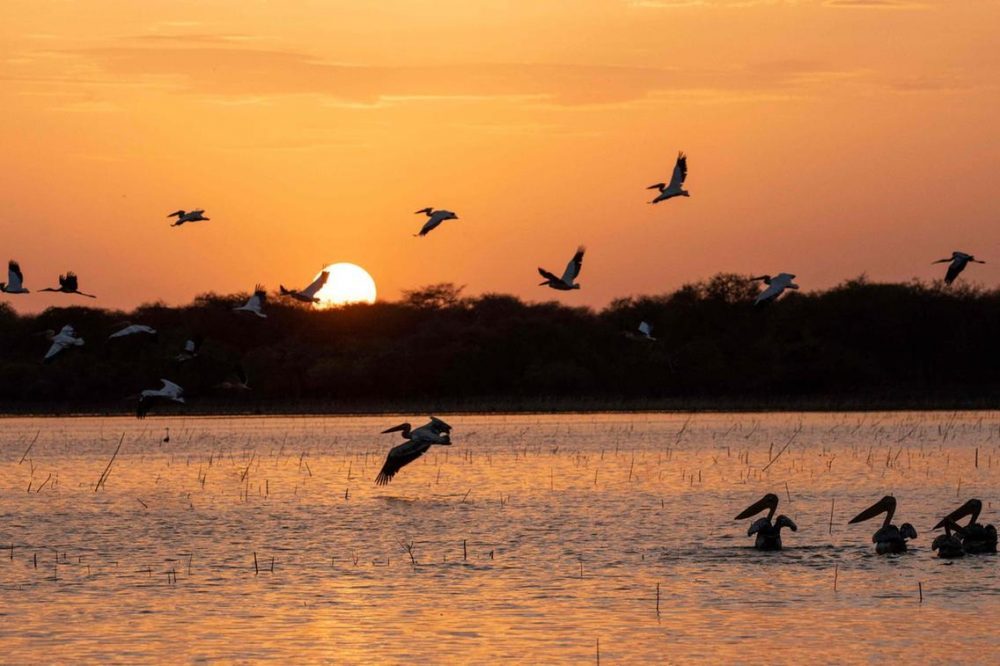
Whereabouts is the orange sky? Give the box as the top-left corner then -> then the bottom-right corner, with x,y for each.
1,0 -> 998,312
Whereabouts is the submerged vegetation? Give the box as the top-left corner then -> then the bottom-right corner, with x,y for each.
0,274 -> 998,413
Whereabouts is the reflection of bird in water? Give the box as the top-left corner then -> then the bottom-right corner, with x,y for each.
538,246 -> 585,291
734,493 -> 797,551
932,251 -> 984,285
375,417 -> 453,485
848,495 -> 917,554
647,152 -> 689,204
41,325 -> 85,362
933,499 -> 997,554
751,273 -> 798,306
39,272 -> 96,298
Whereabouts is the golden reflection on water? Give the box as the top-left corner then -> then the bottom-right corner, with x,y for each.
0,413 -> 998,663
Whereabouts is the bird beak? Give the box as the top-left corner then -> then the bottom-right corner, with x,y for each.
735,494 -> 778,520
931,259 -> 950,264
932,500 -> 978,530
381,424 -> 408,434
848,496 -> 895,524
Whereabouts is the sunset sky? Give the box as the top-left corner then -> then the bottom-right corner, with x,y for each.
2,0 -> 998,312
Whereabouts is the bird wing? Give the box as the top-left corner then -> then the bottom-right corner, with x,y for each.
44,340 -> 65,360
945,259 -> 965,284
561,247 -> 585,283
8,261 -> 23,288
667,152 -> 687,190
639,321 -> 653,337
747,517 -> 770,537
375,441 -> 429,485
58,325 -> 76,337
537,267 -> 560,282
159,379 -> 184,397
418,218 -> 442,236
300,271 -> 329,298
167,210 -> 184,217
754,283 -> 782,304
428,416 -> 452,433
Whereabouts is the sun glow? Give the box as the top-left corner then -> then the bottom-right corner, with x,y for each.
313,263 -> 377,308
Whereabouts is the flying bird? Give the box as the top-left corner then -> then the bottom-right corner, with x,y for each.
279,271 -> 329,303
647,152 -> 689,204
933,499 -> 997,554
751,273 -> 798,306
734,493 -> 797,551
413,208 -> 459,237
109,323 -> 158,341
933,251 -> 984,285
233,285 -> 267,318
637,321 -> 656,341
0,260 -> 29,294
375,417 -> 453,485
848,495 -> 917,554
216,365 -> 250,391
168,209 -> 210,226
175,335 -> 203,363
42,325 -> 85,362
136,379 -> 186,419
538,246 -> 585,291
39,272 -> 96,298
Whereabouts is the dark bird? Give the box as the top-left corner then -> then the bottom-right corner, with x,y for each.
0,260 -> 29,293
168,209 -> 209,226
647,152 -> 689,203
931,519 -> 966,559
413,207 -> 459,237
933,251 -> 984,285
136,379 -> 185,419
933,499 -> 997,554
375,417 -> 453,485
848,495 -> 917,554
734,493 -> 798,551
216,365 -> 250,391
175,335 -> 203,363
538,246 -> 585,291
39,272 -> 96,298
280,271 -> 329,303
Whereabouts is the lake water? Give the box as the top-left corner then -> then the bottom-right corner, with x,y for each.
0,412 -> 997,663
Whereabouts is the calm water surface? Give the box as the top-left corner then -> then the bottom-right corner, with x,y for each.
0,412 -> 997,663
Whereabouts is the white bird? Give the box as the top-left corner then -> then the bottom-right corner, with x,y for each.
109,323 -> 158,341
647,152 -> 690,204
638,321 -> 656,341
175,335 -> 203,363
279,271 -> 329,303
234,284 -> 267,318
414,207 -> 459,237
42,325 -> 85,362
168,209 -> 209,227
137,379 -> 185,419
0,260 -> 29,294
538,246 -> 585,290
751,273 -> 798,306
933,251 -> 985,285
376,417 -> 453,485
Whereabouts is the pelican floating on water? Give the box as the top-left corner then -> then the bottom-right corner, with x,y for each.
414,208 -> 458,237
1,261 -> 29,294
647,152 -> 689,204
933,251 -> 984,285
137,379 -> 185,419
233,285 -> 267,318
39,272 -> 96,298
848,496 -> 917,554
538,246 -> 585,291
933,499 -> 997,554
168,209 -> 209,226
751,273 -> 798,306
280,271 -> 328,303
931,520 -> 966,559
42,325 -> 85,362
734,493 -> 797,551
375,417 -> 453,485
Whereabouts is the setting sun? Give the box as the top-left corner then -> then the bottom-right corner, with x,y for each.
313,263 -> 377,308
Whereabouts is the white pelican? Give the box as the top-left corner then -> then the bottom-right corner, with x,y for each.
216,365 -> 250,391
647,152 -> 689,204
538,246 -> 585,291
175,335 -> 203,363
279,271 -> 329,303
376,417 -> 453,485
933,251 -> 984,285
414,208 -> 459,237
234,284 -> 267,318
0,261 -> 29,294
734,493 -> 798,551
109,323 -> 158,341
168,209 -> 210,226
42,325 -> 85,362
848,495 -> 917,554
39,272 -> 96,298
137,379 -> 185,419
751,273 -> 798,306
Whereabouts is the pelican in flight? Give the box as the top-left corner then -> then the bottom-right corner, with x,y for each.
538,246 -> 585,291
42,325 -> 85,362
931,520 -> 966,559
848,496 -> 917,554
933,251 -> 984,285
109,323 -> 157,341
168,209 -> 209,226
39,272 -> 96,298
234,285 -> 267,318
647,152 -> 689,204
136,379 -> 185,419
375,417 -> 453,485
279,271 -> 329,303
414,208 -> 458,237
175,335 -> 202,363
751,273 -> 798,306
734,493 -> 798,551
933,499 -> 997,554
0,261 -> 29,294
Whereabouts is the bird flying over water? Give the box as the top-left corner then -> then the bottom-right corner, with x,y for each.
0,260 -> 29,294
413,208 -> 459,237
538,246 -> 585,291
751,273 -> 798,306
933,251 -> 984,285
933,499 -> 997,554
734,493 -> 797,551
109,323 -> 158,341
647,152 -> 689,204
848,495 -> 916,554
42,325 -> 85,362
280,271 -> 329,303
375,416 -> 453,485
136,379 -> 185,419
168,209 -> 209,226
233,285 -> 267,318
39,272 -> 96,298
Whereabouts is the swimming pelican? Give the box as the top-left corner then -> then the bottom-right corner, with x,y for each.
39,272 -> 96,298
216,365 -> 250,391
375,417 -> 453,485
109,323 -> 158,341
233,285 -> 267,318
279,271 -> 329,303
734,493 -> 798,551
647,152 -> 689,204
0,261 -> 29,294
931,519 -> 966,559
175,335 -> 203,363
751,273 -> 798,306
414,208 -> 459,237
932,251 -> 984,285
848,496 -> 917,554
136,379 -> 185,419
933,499 -> 997,554
42,325 -> 85,362
538,246 -> 585,291
168,209 -> 209,226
